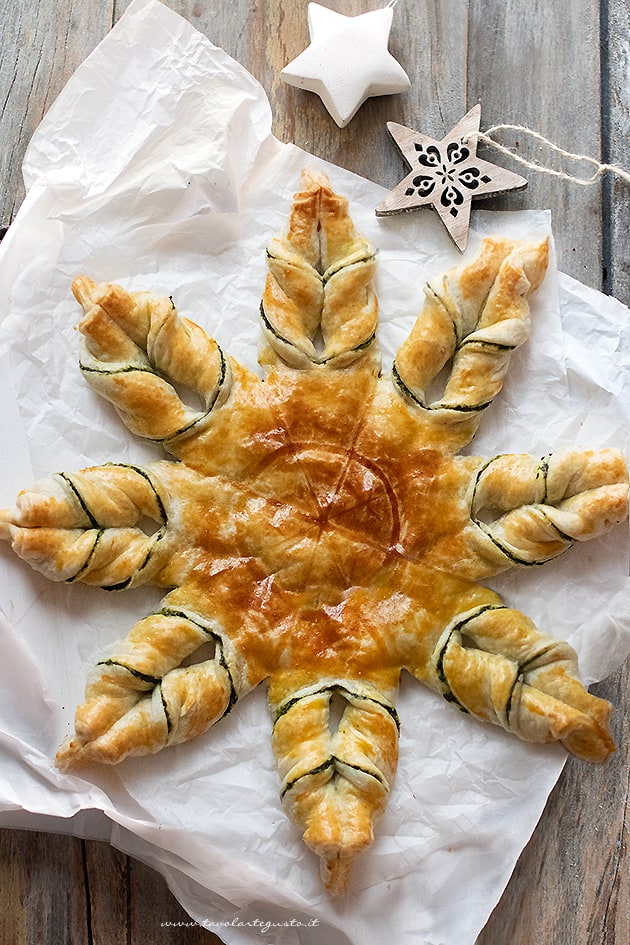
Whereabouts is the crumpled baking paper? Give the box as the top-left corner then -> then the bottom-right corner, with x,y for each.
0,1 -> 629,944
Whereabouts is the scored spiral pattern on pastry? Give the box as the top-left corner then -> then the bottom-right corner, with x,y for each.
1,167 -> 627,895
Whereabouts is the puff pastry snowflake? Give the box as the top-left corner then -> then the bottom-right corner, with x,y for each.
1,169 -> 627,895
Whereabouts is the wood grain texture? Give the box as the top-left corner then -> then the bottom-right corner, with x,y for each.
466,0 -> 604,281
0,829 -> 89,943
0,1 -> 628,943
607,0 -> 630,301
0,0 -> 115,223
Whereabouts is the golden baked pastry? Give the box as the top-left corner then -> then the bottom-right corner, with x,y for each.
0,168 -> 627,895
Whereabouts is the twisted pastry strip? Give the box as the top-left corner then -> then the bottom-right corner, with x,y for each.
414,603 -> 614,762
73,276 -> 231,443
393,237 -> 549,434
468,449 -> 629,570
261,167 -> 378,369
0,464 -> 169,588
56,604 -> 246,769
271,680 -> 399,895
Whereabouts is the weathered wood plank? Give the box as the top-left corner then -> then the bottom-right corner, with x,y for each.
84,838 -> 223,944
83,840 -> 130,945
607,0 -> 630,304
127,855 -> 223,943
0,0 -> 116,223
0,830 -> 89,944
0,828 -> 29,944
467,0 -> 604,284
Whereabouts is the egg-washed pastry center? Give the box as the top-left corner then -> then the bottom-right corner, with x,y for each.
251,441 -> 400,572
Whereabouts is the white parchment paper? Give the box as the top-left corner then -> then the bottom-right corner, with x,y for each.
0,2 -> 629,944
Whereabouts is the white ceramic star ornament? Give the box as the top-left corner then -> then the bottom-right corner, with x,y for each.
376,105 -> 528,251
281,2 -> 410,128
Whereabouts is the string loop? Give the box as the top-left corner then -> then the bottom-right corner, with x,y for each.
464,124 -> 630,187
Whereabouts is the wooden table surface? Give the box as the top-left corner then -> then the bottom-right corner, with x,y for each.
0,1 -> 628,943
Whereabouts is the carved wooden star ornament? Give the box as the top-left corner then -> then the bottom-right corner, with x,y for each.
376,105 -> 528,251
281,2 -> 410,128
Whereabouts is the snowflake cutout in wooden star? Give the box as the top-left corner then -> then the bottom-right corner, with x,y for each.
377,105 -> 527,251
0,169 -> 626,896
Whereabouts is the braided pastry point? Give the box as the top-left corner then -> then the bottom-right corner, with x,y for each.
260,166 -> 378,369
0,464 -> 171,588
464,448 -> 629,574
408,597 -> 616,764
72,275 -> 231,444
271,678 -> 399,894
1,169 -> 627,893
393,236 -> 549,448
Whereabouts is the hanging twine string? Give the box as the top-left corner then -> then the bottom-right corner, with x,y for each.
465,124 -> 630,187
